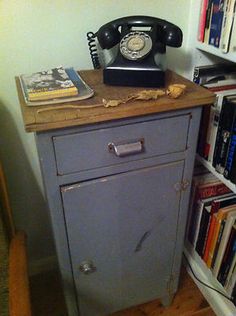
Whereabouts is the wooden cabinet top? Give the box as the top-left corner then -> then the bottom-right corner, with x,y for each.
16,69 -> 215,132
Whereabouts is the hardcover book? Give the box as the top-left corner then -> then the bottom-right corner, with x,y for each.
217,222 -> 236,285
223,97 -> 236,182
198,0 -> 209,42
196,192 -> 234,257
187,177 -> 231,245
220,0 -> 236,53
193,63 -> 236,85
196,204 -> 213,256
224,247 -> 236,295
212,209 -> 236,276
212,95 -> 236,172
203,193 -> 236,265
205,90 -> 236,164
209,0 -> 225,47
229,5 -> 236,52
204,0 -> 214,44
208,204 -> 236,268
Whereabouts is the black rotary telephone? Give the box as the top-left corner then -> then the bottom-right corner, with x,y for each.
87,15 -> 183,87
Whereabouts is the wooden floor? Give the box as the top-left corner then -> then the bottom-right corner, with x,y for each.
30,267 -> 216,316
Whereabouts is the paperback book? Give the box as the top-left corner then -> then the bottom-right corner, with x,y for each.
20,67 -> 94,106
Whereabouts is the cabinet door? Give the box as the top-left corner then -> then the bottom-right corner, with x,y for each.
61,161 -> 184,316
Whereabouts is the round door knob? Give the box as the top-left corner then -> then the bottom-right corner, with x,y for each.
79,260 -> 96,275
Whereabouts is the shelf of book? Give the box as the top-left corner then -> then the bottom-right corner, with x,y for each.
184,241 -> 235,316
187,2 -> 236,315
196,42 -> 236,64
196,154 -> 236,194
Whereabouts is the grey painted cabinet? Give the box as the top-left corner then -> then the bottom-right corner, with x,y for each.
35,108 -> 202,316
62,162 -> 183,315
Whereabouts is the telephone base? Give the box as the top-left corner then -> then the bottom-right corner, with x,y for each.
103,67 -> 165,87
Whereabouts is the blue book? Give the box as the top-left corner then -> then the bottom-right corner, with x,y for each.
215,0 -> 225,47
209,0 -> 224,47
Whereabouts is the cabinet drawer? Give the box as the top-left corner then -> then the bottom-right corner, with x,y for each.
53,115 -> 190,175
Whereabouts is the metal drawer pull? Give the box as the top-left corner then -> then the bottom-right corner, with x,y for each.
108,139 -> 144,157
79,260 -> 96,275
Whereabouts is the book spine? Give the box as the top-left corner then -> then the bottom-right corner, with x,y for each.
208,107 -> 221,163
203,106 -> 215,159
221,0 -> 236,53
198,0 -> 209,42
224,253 -> 236,294
204,0 -> 214,43
229,6 -> 236,51
198,182 -> 231,199
193,67 -> 201,84
188,199 -> 204,246
204,214 -> 217,264
217,229 -> 236,285
213,97 -> 232,169
211,219 -> 226,268
213,214 -> 235,276
203,200 -> 220,262
209,0 -> 222,46
215,0 -> 226,47
220,0 -> 231,48
224,117 -> 236,178
196,206 -> 211,256
197,106 -> 212,156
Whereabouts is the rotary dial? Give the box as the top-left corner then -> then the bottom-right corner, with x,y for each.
120,31 -> 152,61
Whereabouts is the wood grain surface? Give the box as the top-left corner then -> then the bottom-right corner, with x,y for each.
30,267 -> 216,316
16,70 -> 215,133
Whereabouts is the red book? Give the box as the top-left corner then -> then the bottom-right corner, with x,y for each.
198,0 -> 209,42
187,179 -> 231,245
197,181 -> 231,200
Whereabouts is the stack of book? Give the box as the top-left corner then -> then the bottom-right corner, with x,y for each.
198,0 -> 236,53
194,64 -> 236,185
186,166 -> 236,302
20,66 -> 94,106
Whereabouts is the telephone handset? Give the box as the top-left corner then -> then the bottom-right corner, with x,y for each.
87,16 -> 183,87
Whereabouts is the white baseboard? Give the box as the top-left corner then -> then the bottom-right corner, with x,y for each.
29,255 -> 57,276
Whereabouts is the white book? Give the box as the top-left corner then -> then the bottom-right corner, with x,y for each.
192,196 -> 217,248
205,106 -> 217,162
204,77 -> 236,89
213,210 -> 236,276
229,4 -> 236,52
220,0 -> 236,53
225,251 -> 236,295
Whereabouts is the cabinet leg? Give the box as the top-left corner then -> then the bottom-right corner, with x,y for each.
160,293 -> 175,307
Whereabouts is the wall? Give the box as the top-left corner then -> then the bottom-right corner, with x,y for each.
0,0 -> 192,268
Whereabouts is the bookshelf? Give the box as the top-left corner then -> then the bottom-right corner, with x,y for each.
189,0 -> 236,72
196,155 -> 236,193
184,1 -> 236,315
196,42 -> 236,64
184,241 -> 236,316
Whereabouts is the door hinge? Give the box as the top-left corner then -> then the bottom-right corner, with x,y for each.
174,179 -> 190,192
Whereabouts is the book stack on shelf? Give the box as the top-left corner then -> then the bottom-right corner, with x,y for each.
195,65 -> 236,186
187,62 -> 236,314
20,66 -> 94,106
198,0 -> 236,54
185,165 -> 236,304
